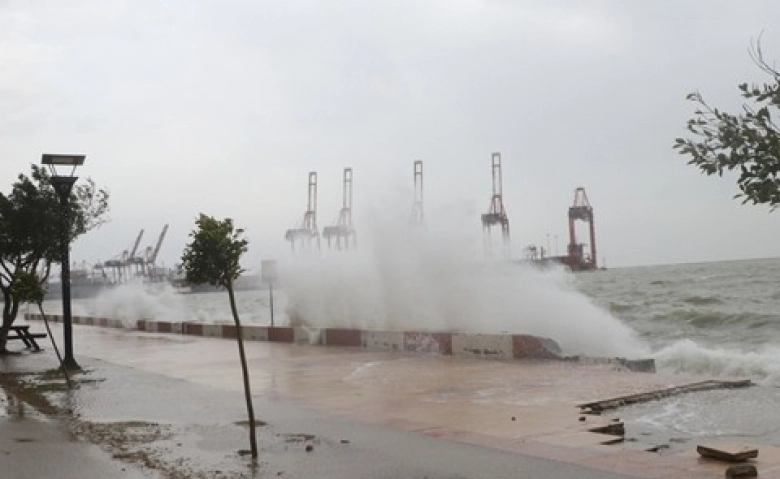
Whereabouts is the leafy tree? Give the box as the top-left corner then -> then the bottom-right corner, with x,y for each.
674,42 -> 780,206
180,214 -> 257,459
0,165 -> 109,352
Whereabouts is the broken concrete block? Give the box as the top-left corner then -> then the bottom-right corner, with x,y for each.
697,443 -> 758,462
588,422 -> 625,436
725,464 -> 757,478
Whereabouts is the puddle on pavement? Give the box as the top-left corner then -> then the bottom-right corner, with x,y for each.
1,387 -> 47,421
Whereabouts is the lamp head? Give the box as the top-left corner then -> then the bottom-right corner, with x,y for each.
41,154 -> 86,177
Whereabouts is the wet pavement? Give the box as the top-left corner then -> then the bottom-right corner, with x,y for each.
0,387 -> 151,479
3,323 -> 780,478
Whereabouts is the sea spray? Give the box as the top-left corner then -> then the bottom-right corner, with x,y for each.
282,215 -> 648,358
83,280 -> 188,328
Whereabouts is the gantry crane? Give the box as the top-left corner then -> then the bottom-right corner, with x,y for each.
410,160 -> 424,225
285,172 -> 320,252
100,230 -> 144,283
144,224 -> 168,280
480,152 -> 510,260
567,187 -> 597,270
323,167 -> 357,250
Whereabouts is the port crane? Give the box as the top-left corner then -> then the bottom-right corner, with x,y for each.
285,172 -> 320,252
480,152 -> 510,260
323,167 -> 356,250
567,187 -> 597,270
410,160 -> 424,226
100,229 -> 147,283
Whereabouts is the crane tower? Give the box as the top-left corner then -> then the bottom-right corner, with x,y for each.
323,167 -> 356,250
410,160 -> 424,225
567,187 -> 597,270
480,152 -> 510,260
285,172 -> 320,252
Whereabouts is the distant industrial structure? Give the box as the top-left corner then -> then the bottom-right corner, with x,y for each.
284,172 -> 320,252
95,224 -> 170,283
323,167 -> 356,250
410,160 -> 424,226
564,187 -> 597,271
481,152 -> 510,260
522,187 -> 599,271
280,155 -> 601,272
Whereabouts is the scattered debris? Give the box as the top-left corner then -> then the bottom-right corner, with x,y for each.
646,444 -> 669,453
284,433 -> 316,443
725,464 -> 758,478
697,443 -> 758,463
587,422 -> 625,436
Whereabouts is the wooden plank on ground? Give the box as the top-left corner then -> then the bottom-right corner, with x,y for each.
578,379 -> 752,413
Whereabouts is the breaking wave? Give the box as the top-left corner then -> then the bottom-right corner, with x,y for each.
654,339 -> 780,385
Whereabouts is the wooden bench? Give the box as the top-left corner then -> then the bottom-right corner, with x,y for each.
6,325 -> 46,352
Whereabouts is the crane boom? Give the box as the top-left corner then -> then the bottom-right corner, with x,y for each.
149,224 -> 168,264
128,229 -> 145,258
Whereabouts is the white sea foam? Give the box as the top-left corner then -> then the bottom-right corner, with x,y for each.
83,280 -> 188,328
654,339 -> 780,384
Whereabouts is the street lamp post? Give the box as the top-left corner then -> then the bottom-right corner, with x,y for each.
41,154 -> 85,370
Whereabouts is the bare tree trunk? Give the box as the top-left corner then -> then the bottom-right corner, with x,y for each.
227,279 -> 258,459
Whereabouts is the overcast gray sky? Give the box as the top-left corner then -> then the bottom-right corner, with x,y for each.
2,1 -> 779,269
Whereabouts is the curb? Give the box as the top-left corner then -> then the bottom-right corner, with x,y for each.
24,313 -> 654,371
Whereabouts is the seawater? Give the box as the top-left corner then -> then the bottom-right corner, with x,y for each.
577,258 -> 780,384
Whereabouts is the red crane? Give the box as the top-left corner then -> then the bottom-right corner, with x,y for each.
481,152 -> 510,260
567,187 -> 597,270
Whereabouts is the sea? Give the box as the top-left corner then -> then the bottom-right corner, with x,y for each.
34,256 -> 780,447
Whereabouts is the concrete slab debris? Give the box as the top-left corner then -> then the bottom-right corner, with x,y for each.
725,464 -> 758,478
697,443 -> 759,462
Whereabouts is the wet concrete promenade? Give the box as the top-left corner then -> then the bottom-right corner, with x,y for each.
4,323 -> 780,478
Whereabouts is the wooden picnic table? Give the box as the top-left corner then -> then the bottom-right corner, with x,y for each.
6,325 -> 46,352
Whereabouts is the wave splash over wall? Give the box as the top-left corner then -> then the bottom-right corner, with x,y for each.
283,219 -> 648,358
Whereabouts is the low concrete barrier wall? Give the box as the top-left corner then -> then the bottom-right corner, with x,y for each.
23,313 -> 653,371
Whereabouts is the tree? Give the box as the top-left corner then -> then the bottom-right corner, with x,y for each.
0,165 -> 109,352
180,214 -> 258,459
674,42 -> 780,206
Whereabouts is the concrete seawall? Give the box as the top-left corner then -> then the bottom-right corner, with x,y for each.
24,313 -> 654,371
